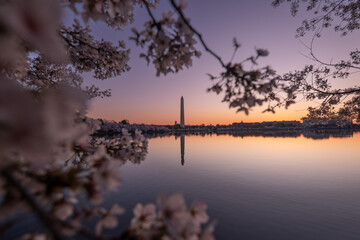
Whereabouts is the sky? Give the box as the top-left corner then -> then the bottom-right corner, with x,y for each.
76,0 -> 360,125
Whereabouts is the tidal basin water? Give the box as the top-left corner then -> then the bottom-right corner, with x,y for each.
103,131 -> 360,240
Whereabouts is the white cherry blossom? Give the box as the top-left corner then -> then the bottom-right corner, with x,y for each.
96,204 -> 125,235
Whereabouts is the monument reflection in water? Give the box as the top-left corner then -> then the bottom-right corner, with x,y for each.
181,134 -> 185,165
175,134 -> 185,165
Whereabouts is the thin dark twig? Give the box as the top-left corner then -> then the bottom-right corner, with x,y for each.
230,47 -> 238,63
141,0 -> 161,31
168,0 -> 227,69
310,86 -> 360,96
309,29 -> 360,70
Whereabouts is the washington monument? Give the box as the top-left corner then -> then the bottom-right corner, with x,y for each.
180,96 -> 185,128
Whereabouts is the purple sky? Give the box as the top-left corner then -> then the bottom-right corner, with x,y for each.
75,0 -> 360,125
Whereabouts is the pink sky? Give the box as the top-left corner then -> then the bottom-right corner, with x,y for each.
81,0 -> 360,125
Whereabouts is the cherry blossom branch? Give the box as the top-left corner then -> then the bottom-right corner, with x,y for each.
7,168 -> 127,240
312,0 -> 345,26
168,0 -> 227,69
2,168 -> 68,240
310,86 -> 360,96
60,27 -> 98,51
308,31 -> 360,70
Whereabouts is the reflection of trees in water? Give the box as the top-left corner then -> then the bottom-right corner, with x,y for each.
222,129 -> 355,139
229,131 -> 302,138
146,129 -> 358,140
302,129 -> 354,140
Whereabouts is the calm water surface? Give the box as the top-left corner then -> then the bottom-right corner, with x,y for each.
7,132 -> 360,239
109,132 -> 360,240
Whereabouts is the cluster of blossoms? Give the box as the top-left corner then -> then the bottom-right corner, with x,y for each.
24,56 -> 112,99
272,0 -> 360,37
0,0 -> 66,77
0,0 -> 215,239
0,117 -> 147,236
301,105 -> 355,127
60,20 -> 131,80
130,1 -> 201,76
93,129 -> 148,165
66,0 -> 159,29
128,194 -> 215,240
206,47 -> 283,115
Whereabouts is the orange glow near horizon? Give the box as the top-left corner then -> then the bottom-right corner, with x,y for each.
87,97 -> 308,125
